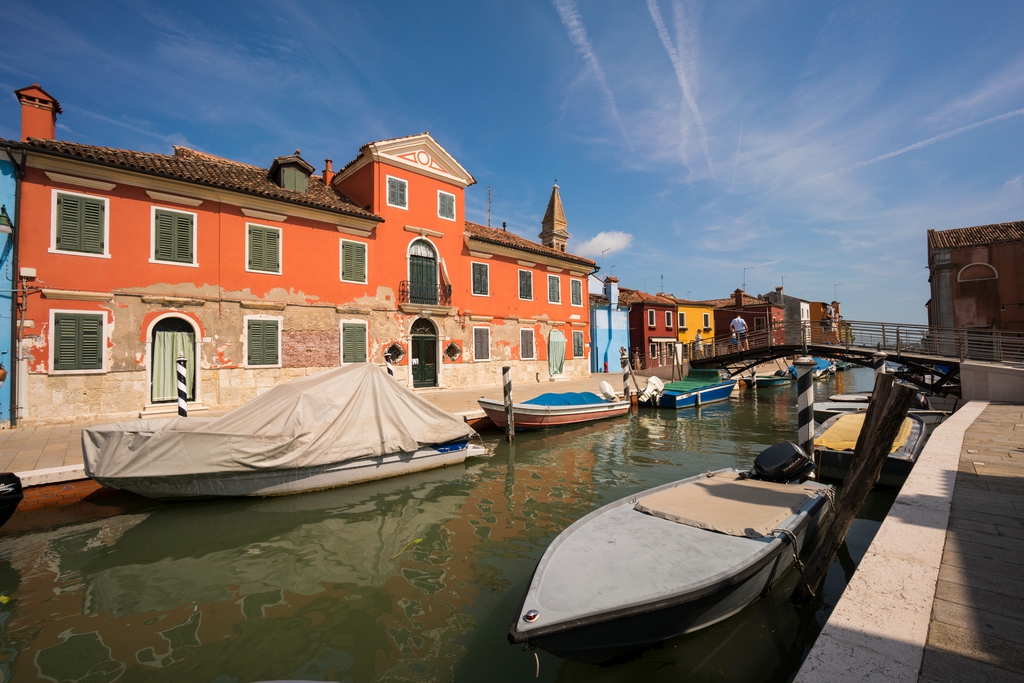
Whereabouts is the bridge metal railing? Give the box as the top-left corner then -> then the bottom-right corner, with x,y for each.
698,317 -> 1024,366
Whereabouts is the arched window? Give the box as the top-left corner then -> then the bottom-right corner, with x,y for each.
957,262 -> 998,282
150,316 -> 198,403
408,240 -> 438,304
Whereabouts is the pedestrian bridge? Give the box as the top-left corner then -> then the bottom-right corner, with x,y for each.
687,320 -> 1024,397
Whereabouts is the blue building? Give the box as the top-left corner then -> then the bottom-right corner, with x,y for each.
0,151 -> 14,425
589,276 -> 630,373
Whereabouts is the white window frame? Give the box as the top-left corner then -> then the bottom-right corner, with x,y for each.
339,319 -> 369,365
472,326 -> 491,362
47,308 -> 109,375
386,175 -> 409,210
339,238 -> 368,284
703,312 -> 711,328
647,309 -> 656,328
572,330 -> 585,359
520,328 -> 536,360
149,205 -> 199,268
547,274 -> 561,304
570,279 -> 583,307
470,261 -> 489,297
242,314 -> 283,369
518,269 -> 534,301
665,311 -> 673,329
679,311 -> 687,329
49,188 -> 112,259
437,190 -> 456,221
244,223 -> 283,276
649,342 -> 657,360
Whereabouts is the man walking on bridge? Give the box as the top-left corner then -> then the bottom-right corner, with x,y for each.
730,314 -> 749,351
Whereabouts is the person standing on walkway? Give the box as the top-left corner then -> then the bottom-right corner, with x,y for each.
730,314 -> 749,351
694,330 -> 704,359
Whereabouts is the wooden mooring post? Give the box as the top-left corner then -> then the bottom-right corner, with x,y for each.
791,372 -> 917,605
502,365 -> 515,442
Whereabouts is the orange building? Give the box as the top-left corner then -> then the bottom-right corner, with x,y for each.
3,85 -> 595,424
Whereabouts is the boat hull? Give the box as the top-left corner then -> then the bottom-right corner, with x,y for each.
653,381 -> 736,409
93,443 -> 486,499
477,399 -> 630,430
0,473 -> 24,528
814,414 -> 926,487
508,469 -> 831,664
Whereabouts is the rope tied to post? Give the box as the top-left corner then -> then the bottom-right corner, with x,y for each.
773,527 -> 815,598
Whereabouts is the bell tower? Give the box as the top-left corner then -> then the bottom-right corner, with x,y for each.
539,184 -> 570,252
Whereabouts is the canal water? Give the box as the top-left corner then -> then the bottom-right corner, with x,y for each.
0,367 -> 892,683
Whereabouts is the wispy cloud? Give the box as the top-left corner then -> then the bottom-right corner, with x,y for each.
552,0 -> 628,140
646,0 -> 714,177
849,106 -> 1024,170
574,230 -> 634,257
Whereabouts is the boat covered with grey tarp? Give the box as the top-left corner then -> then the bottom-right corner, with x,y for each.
508,464 -> 833,663
83,364 -> 483,498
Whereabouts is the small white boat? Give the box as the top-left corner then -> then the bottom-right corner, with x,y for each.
508,443 -> 832,663
83,364 -> 484,499
478,382 -> 629,430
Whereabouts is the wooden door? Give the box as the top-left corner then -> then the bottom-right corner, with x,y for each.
411,336 -> 437,387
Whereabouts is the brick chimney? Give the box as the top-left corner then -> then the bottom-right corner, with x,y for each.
323,159 -> 334,185
15,84 -> 61,141
733,288 -> 744,308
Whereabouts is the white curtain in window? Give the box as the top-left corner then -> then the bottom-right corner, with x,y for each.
152,331 -> 195,402
548,329 -> 565,375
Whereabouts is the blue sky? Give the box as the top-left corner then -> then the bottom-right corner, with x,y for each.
2,1 -> 1022,323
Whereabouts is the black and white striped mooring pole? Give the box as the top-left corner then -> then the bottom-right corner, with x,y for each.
384,351 -> 394,376
794,355 -> 816,456
872,350 -> 887,381
502,365 -> 515,442
176,355 -> 188,417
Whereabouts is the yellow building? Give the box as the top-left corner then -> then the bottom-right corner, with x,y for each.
673,298 -> 715,357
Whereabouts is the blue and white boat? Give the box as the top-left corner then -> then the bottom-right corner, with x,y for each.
638,370 -> 737,409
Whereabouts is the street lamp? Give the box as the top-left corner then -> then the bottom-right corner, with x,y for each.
833,283 -> 844,301
601,248 -> 609,271
0,205 -> 12,235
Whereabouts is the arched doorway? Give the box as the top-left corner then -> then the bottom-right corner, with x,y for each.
410,318 -> 437,388
150,317 -> 196,404
408,240 -> 438,305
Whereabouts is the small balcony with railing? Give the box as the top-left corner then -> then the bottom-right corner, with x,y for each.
399,280 -> 452,307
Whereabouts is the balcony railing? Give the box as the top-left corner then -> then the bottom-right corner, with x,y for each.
399,280 -> 452,306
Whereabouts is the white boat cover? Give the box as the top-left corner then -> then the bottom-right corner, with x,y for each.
83,364 -> 477,479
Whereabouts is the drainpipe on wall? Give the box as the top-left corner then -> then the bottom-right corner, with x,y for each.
3,145 -> 26,427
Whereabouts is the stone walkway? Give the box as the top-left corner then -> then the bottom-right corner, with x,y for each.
919,403 -> 1024,682
0,374 -> 618,473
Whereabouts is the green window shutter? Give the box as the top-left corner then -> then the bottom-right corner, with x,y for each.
154,210 -> 175,261
248,320 -> 279,365
282,168 -> 296,191
343,323 -> 366,363
53,313 -> 103,370
439,192 -> 455,219
56,194 -> 81,251
249,227 -> 280,272
573,331 -> 584,358
56,194 -> 105,254
571,280 -> 582,306
388,177 -> 407,207
548,276 -> 560,303
81,199 -> 105,253
519,271 -> 532,299
342,242 -> 366,283
265,229 -> 280,272
472,263 -> 488,295
398,180 -> 407,207
174,212 -> 193,263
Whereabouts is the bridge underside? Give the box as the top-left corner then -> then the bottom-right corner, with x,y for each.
691,344 -> 961,396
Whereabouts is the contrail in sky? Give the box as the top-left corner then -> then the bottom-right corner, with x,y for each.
552,0 -> 628,139
647,0 -> 715,177
854,106 -> 1024,169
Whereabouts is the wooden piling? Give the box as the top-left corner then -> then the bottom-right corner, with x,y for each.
502,365 -> 515,442
790,373 -> 918,605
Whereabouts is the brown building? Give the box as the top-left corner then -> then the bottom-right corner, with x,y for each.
696,289 -> 785,348
927,221 -> 1024,331
618,288 -> 678,369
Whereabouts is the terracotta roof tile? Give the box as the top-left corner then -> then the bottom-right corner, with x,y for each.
464,221 -> 595,268
618,287 -> 676,308
12,138 -> 380,222
695,293 -> 772,309
928,221 -> 1024,250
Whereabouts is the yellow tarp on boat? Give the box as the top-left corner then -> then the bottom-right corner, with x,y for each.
818,412 -> 912,453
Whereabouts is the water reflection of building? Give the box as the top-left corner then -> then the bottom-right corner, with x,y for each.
0,440 -> 603,682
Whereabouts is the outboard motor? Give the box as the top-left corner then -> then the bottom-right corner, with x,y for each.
744,442 -> 816,484
637,376 -> 665,403
0,472 -> 24,528
598,380 -> 618,401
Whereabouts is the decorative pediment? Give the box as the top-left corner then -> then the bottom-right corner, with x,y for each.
335,133 -> 476,188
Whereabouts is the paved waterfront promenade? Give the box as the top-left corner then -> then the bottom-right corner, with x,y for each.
0,374 -> 614,474
796,401 -> 1024,683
